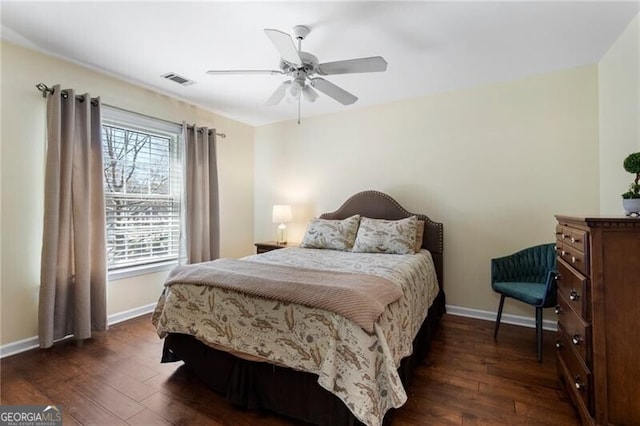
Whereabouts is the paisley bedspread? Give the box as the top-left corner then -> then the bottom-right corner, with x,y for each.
152,247 -> 439,426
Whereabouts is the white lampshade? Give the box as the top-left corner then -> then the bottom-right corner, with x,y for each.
272,205 -> 292,224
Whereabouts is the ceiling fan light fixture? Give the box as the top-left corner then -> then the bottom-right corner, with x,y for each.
288,82 -> 301,98
264,81 -> 291,106
302,85 -> 318,102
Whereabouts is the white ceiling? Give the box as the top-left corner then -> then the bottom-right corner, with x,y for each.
1,1 -> 638,126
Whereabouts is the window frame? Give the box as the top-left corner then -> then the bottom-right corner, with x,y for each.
101,106 -> 183,280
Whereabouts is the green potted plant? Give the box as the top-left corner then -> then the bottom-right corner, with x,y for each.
622,152 -> 640,216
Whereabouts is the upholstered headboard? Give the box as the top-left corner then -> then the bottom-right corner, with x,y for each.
319,190 -> 444,289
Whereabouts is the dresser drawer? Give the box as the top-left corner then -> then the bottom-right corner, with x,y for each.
556,225 -> 588,254
556,241 -> 589,277
556,258 -> 590,321
556,323 -> 592,415
556,293 -> 591,363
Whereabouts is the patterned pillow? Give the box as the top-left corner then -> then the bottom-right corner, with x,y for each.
300,215 -> 361,251
414,220 -> 425,252
352,216 -> 418,255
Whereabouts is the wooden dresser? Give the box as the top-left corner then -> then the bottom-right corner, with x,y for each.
554,215 -> 640,426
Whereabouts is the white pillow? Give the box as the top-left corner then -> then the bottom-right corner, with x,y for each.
352,216 -> 418,255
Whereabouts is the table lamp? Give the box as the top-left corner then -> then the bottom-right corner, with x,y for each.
272,204 -> 292,244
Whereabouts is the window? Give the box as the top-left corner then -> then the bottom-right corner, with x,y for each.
101,106 -> 182,274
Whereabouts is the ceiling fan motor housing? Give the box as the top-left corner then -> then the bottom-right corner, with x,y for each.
280,51 -> 318,76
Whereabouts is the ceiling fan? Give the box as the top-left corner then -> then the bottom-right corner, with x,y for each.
206,25 -> 388,123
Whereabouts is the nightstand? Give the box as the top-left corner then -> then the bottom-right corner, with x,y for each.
255,241 -> 298,254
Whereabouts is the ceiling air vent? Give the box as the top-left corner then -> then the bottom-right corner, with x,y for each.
161,72 -> 196,86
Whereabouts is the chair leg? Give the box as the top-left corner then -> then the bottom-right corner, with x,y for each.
494,295 -> 505,339
536,307 -> 543,362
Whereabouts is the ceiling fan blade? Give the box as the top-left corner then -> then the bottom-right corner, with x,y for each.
206,70 -> 284,75
302,85 -> 318,103
264,29 -> 302,66
309,78 -> 357,105
265,81 -> 291,106
317,56 -> 388,75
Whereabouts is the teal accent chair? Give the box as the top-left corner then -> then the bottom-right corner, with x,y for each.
491,243 -> 557,362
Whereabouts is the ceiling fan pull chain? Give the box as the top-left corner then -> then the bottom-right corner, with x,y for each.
297,96 -> 301,125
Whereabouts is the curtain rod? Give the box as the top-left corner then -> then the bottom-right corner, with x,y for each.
35,83 -> 226,139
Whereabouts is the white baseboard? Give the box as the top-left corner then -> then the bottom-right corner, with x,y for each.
107,303 -> 157,326
446,304 -> 558,331
0,303 -> 156,359
0,337 -> 41,360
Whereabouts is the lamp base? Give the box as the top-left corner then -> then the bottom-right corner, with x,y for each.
277,223 -> 287,244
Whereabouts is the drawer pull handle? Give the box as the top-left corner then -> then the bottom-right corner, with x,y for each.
555,339 -> 563,349
561,250 -> 567,256
571,256 -> 577,263
571,237 -> 580,243
554,305 -> 563,315
569,290 -> 580,301
562,234 -> 567,239
572,334 -> 583,345
574,376 -> 585,391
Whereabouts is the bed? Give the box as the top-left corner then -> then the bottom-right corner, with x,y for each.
152,190 -> 445,426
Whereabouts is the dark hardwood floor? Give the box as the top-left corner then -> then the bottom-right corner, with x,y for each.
0,314 -> 579,425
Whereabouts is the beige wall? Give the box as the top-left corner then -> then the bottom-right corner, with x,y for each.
4,14 -> 636,347
599,14 -> 640,214
255,65 -> 600,318
0,41 -> 255,345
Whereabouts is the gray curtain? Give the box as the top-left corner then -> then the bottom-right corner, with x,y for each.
183,124 -> 220,264
39,85 -> 107,348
